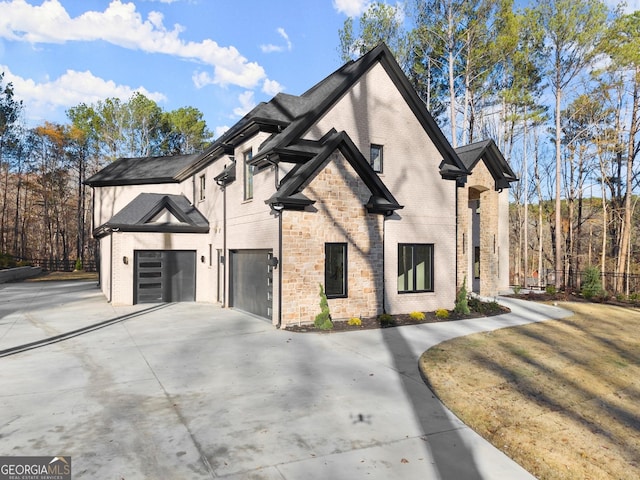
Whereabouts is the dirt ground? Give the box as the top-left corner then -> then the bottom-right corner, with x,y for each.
420,302 -> 640,480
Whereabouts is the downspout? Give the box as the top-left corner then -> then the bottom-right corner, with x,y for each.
109,230 -> 113,303
277,211 -> 282,328
382,214 -> 386,314
264,156 -> 282,328
222,183 -> 227,307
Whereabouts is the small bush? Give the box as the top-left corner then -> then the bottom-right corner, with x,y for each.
454,277 -> 471,315
545,284 -> 557,295
581,266 -> 604,300
348,317 -> 362,326
314,284 -> 333,330
378,313 -> 395,327
512,285 -> 522,294
74,258 -> 83,271
409,311 -> 425,321
435,308 -> 449,319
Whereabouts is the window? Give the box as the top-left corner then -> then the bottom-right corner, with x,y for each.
398,244 -> 434,293
370,144 -> 383,173
244,149 -> 254,200
325,243 -> 347,298
199,174 -> 206,201
474,246 -> 480,279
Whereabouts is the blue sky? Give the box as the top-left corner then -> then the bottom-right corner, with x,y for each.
0,0 -> 373,137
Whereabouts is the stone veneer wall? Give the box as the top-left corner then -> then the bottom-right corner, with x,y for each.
457,160 -> 501,297
280,153 -> 383,326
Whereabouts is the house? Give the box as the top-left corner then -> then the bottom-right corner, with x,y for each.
86,44 -> 517,327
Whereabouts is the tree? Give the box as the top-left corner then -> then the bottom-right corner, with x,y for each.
338,2 -> 408,65
0,72 -> 23,253
537,0 -> 608,289
600,11 -> 640,294
162,106 -> 212,155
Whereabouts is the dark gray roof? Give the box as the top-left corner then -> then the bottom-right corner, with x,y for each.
93,193 -> 209,238
455,139 -> 518,190
85,153 -> 200,187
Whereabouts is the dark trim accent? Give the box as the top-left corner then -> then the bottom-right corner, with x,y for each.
265,130 -> 403,215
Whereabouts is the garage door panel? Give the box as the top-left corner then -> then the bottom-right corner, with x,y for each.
230,250 -> 273,320
134,250 -> 195,304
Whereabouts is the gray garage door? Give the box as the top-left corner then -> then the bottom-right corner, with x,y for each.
134,250 -> 196,304
229,249 -> 273,320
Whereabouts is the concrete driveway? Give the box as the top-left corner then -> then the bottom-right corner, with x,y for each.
0,281 -> 570,479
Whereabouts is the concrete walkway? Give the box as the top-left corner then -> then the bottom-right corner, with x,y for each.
0,281 -> 571,479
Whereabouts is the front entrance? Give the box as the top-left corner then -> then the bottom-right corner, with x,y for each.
134,250 -> 196,303
229,249 -> 273,320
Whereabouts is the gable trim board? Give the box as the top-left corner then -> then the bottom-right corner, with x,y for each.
87,43 -> 517,324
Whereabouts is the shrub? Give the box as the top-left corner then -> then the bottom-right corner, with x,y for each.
378,313 -> 395,327
468,297 -> 502,315
545,284 -> 557,295
314,284 -> 333,330
435,308 -> 449,319
581,266 -> 604,300
348,317 -> 362,326
74,258 -> 83,271
0,253 -> 17,269
512,284 -> 522,294
409,311 -> 425,321
454,277 -> 471,315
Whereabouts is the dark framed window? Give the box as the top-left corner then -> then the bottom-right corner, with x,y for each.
244,149 -> 254,200
199,174 -> 206,201
474,246 -> 480,279
398,244 -> 434,293
325,243 -> 347,298
370,144 -> 383,173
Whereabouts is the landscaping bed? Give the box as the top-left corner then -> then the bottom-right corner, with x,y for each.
285,297 -> 509,333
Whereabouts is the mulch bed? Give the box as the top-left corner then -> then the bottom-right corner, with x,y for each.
284,303 -> 511,333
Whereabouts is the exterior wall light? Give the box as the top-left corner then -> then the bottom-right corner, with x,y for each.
123,256 -> 129,265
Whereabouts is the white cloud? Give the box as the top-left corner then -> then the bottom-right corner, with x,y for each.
233,90 -> 255,117
332,0 -> 371,16
0,0 -> 266,89
260,27 -> 293,54
214,125 -> 229,139
262,78 -> 284,96
1,64 -> 165,121
192,70 -> 214,89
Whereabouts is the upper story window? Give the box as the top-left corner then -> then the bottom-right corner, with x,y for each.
370,144 -> 383,173
244,149 -> 254,200
198,174 -> 206,201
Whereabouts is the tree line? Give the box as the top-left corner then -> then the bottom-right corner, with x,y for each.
340,0 -> 640,295
0,76 -> 212,269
